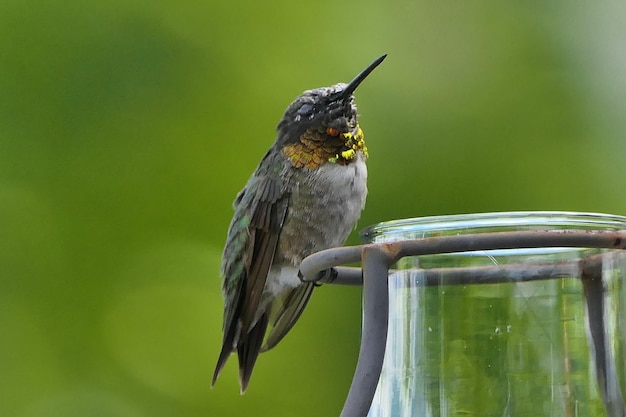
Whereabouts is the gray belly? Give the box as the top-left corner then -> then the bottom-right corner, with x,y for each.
277,154 -> 368,266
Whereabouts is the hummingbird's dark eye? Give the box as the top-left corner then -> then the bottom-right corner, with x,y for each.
297,103 -> 314,116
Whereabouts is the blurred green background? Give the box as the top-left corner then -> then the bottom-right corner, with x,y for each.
2,0 -> 626,416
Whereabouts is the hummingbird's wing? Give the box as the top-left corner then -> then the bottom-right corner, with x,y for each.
263,281 -> 315,351
213,149 -> 289,392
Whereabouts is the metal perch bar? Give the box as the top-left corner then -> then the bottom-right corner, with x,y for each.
298,229 -> 626,417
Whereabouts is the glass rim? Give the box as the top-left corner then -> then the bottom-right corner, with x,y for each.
360,211 -> 626,240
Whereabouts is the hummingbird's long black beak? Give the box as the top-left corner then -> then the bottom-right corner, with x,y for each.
340,54 -> 387,100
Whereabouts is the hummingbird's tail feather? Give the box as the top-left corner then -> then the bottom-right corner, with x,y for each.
212,273 -> 246,388
263,282 -> 315,351
212,299 -> 242,388
212,339 -> 233,387
237,313 -> 269,393
211,344 -> 232,388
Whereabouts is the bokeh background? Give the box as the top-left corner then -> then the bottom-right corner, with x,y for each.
2,1 -> 626,416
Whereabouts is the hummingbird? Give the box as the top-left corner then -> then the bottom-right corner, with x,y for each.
212,54 -> 386,393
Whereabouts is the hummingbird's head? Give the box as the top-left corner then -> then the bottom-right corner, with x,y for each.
278,83 -> 357,139
276,55 -> 386,168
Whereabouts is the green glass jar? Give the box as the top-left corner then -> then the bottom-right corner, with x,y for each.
361,212 -> 626,417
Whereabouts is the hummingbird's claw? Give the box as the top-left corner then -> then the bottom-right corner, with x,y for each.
298,267 -> 338,285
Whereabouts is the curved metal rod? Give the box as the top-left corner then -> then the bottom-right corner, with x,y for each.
582,263 -> 626,417
339,246 -> 394,417
300,230 -> 626,282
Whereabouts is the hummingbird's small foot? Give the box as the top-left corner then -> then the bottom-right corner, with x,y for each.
298,268 -> 338,285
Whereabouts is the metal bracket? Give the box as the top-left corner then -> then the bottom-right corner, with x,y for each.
299,230 -> 626,417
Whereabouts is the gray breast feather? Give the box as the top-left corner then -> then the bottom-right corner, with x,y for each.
277,154 -> 368,266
